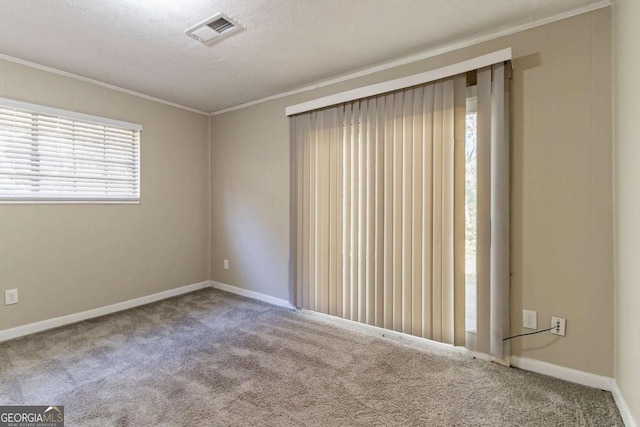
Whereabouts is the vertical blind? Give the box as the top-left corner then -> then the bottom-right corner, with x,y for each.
475,63 -> 510,359
0,98 -> 141,202
292,75 -> 467,345
292,63 -> 510,359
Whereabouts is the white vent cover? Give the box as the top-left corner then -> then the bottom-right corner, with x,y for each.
185,13 -> 241,45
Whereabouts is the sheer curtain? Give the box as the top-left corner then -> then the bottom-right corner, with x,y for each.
291,63 -> 509,357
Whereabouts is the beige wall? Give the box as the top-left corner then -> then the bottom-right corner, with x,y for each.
211,9 -> 614,376
0,59 -> 210,330
614,0 -> 640,423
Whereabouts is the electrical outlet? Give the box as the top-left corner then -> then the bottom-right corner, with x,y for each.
223,259 -> 229,270
550,316 -> 566,336
523,309 -> 537,329
4,289 -> 18,305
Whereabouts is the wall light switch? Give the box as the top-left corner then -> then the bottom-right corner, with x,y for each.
223,259 -> 229,270
5,289 -> 18,305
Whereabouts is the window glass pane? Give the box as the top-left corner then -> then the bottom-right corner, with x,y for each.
0,104 -> 140,202
465,109 -> 477,333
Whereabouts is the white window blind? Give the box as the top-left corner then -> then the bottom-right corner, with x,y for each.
0,98 -> 141,202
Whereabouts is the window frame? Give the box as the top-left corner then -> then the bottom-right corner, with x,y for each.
0,97 -> 142,204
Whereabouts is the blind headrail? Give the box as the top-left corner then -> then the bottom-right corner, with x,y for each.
0,97 -> 142,131
285,48 -> 512,116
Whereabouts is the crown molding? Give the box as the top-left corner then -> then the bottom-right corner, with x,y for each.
0,0 -> 612,117
0,53 -> 209,116
211,0 -> 612,116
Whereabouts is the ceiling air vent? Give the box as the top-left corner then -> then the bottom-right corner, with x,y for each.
185,13 -> 241,45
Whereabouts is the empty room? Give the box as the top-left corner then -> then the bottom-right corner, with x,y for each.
0,0 -> 638,426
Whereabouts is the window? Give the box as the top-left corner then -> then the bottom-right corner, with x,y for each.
291,61 -> 510,359
0,98 -> 141,202
465,90 -> 478,333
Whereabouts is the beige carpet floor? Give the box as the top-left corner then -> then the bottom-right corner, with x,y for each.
0,288 -> 623,426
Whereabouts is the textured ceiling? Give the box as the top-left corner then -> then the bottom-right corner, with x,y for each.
0,0 -> 606,113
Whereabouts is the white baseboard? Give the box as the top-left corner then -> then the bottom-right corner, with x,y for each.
510,356 -> 613,391
298,308 -> 500,364
0,280 -> 212,342
210,281 -> 295,310
241,292 -> 633,424
2,279 -> 631,425
299,310 -> 619,393
612,380 -> 638,427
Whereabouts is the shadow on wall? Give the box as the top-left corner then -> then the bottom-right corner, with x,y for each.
507,51 -> 544,358
219,194 -> 289,299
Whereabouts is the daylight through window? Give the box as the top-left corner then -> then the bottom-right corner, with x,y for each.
0,99 -> 141,202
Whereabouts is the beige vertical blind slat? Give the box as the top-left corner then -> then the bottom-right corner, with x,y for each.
329,107 -> 339,316
294,119 -> 304,308
383,93 -> 394,331
476,66 -> 493,354
309,112 -> 317,311
453,75 -> 468,347
490,63 -> 509,359
432,82 -> 444,342
351,101 -> 360,321
336,106 -> 345,318
300,114 -> 311,309
343,103 -> 352,318
358,100 -> 367,324
314,111 -> 323,313
366,99 -> 376,325
422,85 -> 435,340
411,86 -> 424,338
392,91 -> 403,332
442,79 -> 455,345
319,109 -> 330,314
402,89 -> 414,334
374,96 -> 385,328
